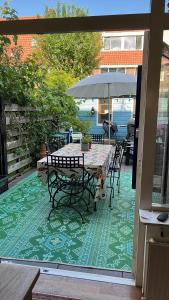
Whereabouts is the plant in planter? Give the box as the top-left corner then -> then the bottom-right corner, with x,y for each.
81,135 -> 92,151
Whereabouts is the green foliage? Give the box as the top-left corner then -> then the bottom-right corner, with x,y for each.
0,2 -> 38,105
23,111 -> 53,163
0,1 -> 18,56
44,1 -> 88,18
35,32 -> 101,79
0,0 -> 18,19
33,1 -> 101,79
44,69 -> 77,90
70,118 -> 92,134
35,69 -> 91,133
0,51 -> 44,106
0,0 -> 94,158
81,134 -> 92,144
30,1 -> 101,134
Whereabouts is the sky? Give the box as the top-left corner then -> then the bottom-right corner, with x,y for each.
0,0 -> 152,17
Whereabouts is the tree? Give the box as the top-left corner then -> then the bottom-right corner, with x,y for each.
33,1 -> 101,79
35,69 -> 91,133
0,1 -> 92,137
0,0 -> 18,57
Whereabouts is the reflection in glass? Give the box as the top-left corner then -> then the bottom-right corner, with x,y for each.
98,98 -> 112,124
165,0 -> 169,13
124,36 -> 136,50
152,55 -> 169,204
110,37 -> 121,50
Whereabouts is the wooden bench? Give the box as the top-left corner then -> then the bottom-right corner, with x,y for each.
0,263 -> 40,300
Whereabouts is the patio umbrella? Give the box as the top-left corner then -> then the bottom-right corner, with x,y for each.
66,72 -> 137,141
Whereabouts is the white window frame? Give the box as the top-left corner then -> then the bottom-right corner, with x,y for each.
100,65 -> 138,75
103,35 -> 144,51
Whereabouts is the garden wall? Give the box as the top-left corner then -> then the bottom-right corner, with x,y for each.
5,104 -> 33,180
5,104 -> 51,181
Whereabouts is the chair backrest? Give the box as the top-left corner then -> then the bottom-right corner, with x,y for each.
47,154 -> 84,169
112,144 -> 124,170
47,153 -> 85,183
90,134 -> 104,144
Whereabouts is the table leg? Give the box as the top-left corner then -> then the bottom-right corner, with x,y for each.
94,202 -> 97,211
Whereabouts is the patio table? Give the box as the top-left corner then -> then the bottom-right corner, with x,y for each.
0,263 -> 40,300
37,143 -> 114,207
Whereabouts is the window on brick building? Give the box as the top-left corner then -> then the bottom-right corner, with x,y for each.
103,35 -> 143,50
100,67 -> 126,73
123,36 -> 143,50
97,98 -> 112,124
104,37 -> 121,50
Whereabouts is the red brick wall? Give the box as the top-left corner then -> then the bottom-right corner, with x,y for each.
100,50 -> 143,65
7,34 -> 33,60
8,37 -> 143,66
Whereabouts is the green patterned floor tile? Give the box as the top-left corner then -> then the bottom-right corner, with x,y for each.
0,171 -> 135,271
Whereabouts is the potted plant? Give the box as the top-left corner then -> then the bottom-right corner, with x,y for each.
81,135 -> 92,151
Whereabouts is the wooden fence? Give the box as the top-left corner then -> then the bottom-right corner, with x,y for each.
5,104 -> 51,181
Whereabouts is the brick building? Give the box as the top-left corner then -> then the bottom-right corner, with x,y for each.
79,31 -> 144,139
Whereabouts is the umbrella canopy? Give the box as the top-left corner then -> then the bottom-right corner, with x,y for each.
66,72 -> 137,98
66,72 -> 137,143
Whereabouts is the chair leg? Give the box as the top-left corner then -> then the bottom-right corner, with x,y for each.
48,203 -> 58,220
109,187 -> 113,209
48,190 -> 58,220
108,171 -> 114,210
117,171 -> 121,193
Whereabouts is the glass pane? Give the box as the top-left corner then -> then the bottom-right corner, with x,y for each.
109,68 -> 117,72
124,36 -> 136,50
101,68 -> 108,73
110,37 -> 121,50
136,36 -> 143,49
152,55 -> 169,204
116,68 -> 125,73
165,0 -> 169,13
98,98 -> 112,124
104,37 -> 110,50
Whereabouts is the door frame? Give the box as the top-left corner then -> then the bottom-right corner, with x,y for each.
0,0 -> 168,286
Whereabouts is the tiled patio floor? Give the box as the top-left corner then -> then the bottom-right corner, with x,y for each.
0,168 -> 135,271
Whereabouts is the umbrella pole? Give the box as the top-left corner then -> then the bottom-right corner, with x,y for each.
108,83 -> 111,145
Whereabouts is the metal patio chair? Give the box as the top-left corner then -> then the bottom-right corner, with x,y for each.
46,136 -> 65,153
47,153 -> 94,223
107,144 -> 124,208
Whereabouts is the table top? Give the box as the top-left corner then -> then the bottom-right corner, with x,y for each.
0,263 -> 40,300
38,143 -> 113,167
37,143 -> 114,178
